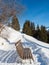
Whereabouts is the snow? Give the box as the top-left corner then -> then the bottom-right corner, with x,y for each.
0,26 -> 22,43
0,37 -> 16,50
23,34 -> 49,48
41,48 -> 49,58
0,25 -> 49,65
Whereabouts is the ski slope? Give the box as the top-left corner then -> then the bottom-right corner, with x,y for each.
0,25 -> 49,65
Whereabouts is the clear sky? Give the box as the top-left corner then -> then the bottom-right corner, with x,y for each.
18,0 -> 49,28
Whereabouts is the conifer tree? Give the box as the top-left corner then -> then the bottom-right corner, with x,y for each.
40,25 -> 47,42
36,24 -> 40,30
30,22 -> 35,36
47,30 -> 49,43
11,15 -> 20,31
34,24 -> 40,40
22,20 -> 32,36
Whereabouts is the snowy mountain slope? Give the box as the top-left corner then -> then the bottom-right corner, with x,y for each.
0,25 -> 49,65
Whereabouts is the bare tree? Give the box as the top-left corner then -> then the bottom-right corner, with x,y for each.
0,0 -> 24,23
0,0 -> 24,33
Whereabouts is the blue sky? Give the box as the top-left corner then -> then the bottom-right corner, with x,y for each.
18,0 -> 49,28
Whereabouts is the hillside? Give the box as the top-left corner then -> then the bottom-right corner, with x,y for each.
0,25 -> 49,65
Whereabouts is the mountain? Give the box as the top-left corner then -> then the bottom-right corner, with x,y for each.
0,25 -> 49,65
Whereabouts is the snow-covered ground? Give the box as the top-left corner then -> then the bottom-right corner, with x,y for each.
0,25 -> 49,65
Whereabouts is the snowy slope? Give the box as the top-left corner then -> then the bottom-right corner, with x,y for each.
0,26 -> 22,43
23,34 -> 49,48
0,25 -> 49,65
